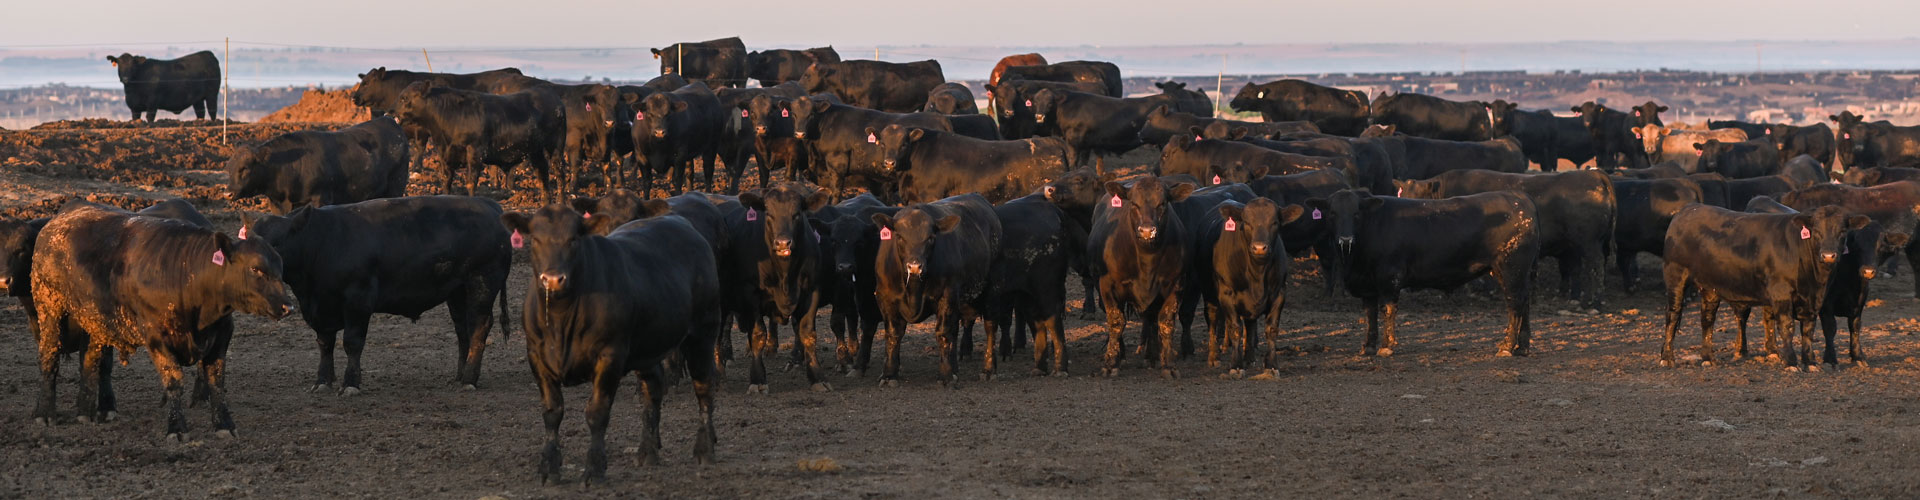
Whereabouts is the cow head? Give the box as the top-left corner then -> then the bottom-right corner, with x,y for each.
106,53 -> 147,84
579,84 -> 620,130
823,206 -> 883,278
1392,178 -> 1440,199
391,81 -> 443,128
1572,101 -> 1609,133
1692,140 -> 1732,173
924,86 -> 969,115
1796,205 -> 1873,264
741,182 -> 831,260
872,124 -> 931,171
204,231 -> 297,320
1219,198 -> 1304,260
568,190 -> 670,234
1041,165 -> 1105,223
1635,124 -> 1671,155
1206,163 -> 1269,186
349,67 -> 388,111
1851,221 -> 1888,280
786,96 -> 832,140
1632,101 -> 1668,126
223,146 -> 271,205
739,94 -> 787,138
1483,100 -> 1519,137
1304,189 -> 1386,253
0,218 -> 49,295
871,206 -> 958,289
1830,112 -> 1871,169
798,62 -> 835,94
651,45 -> 679,75
1029,89 -> 1067,129
635,93 -> 688,140
1228,82 -> 1268,113
1105,176 -> 1195,245
500,204 -> 621,295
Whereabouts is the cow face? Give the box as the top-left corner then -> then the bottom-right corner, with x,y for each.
1693,140 -> 1732,173
636,94 -> 688,140
391,81 -> 440,128
1042,165 -> 1104,215
924,88 -> 965,115
798,63 -> 834,93
500,205 -> 619,295
869,124 -> 925,170
1632,101 -> 1668,126
1797,206 -> 1873,264
0,218 -> 47,294
1484,100 -> 1519,137
824,211 -> 874,277
1392,179 -> 1440,199
106,53 -> 146,84
224,147 -> 266,201
1219,198 -> 1303,260
740,182 -> 831,260
652,45 -> 680,75
741,95 -> 786,137
1635,124 -> 1669,155
1206,163 -> 1269,186
1228,82 -> 1267,113
872,207 -> 958,285
1305,189 -> 1387,252
579,85 -> 620,130
786,96 -> 831,140
1105,176 -> 1194,245
1852,221 -> 1888,279
568,190 -> 670,234
1029,89 -> 1066,129
210,233 -> 297,320
1572,102 -> 1609,133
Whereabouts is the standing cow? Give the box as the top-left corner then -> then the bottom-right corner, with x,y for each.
108,51 -> 221,122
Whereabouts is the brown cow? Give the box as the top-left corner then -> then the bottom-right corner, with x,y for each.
988,53 -> 1048,88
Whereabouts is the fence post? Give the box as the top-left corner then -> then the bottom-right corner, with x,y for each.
422,49 -> 434,72
1217,53 -> 1226,115
223,37 -> 230,144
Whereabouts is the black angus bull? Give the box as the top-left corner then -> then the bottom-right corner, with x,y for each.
1151,81 -> 1213,117
998,61 -> 1124,98
1780,181 -> 1920,297
870,194 -> 1001,386
1769,123 -> 1836,166
1573,102 -> 1651,171
1508,109 -> 1596,171
243,196 -> 512,394
1194,198 -> 1302,377
1609,178 -> 1705,292
1138,105 -> 1317,146
870,125 -> 1072,204
1695,138 -> 1784,179
924,82 -> 979,115
727,183 -> 834,394
625,83 -> 727,194
1398,170 -> 1616,309
980,195 -> 1084,378
1842,166 -> 1920,186
500,205 -> 721,484
1305,189 -> 1539,357
785,95 -> 952,200
746,46 -> 840,86
227,116 -> 410,215
1660,204 -> 1868,371
1360,126 -> 1528,179
107,51 -> 221,121
393,83 -> 564,203
715,83 -> 808,193
1369,93 -> 1516,141
1741,197 -> 1889,367
30,204 -> 295,439
1198,126 -> 1394,194
652,37 -> 750,88
1832,112 -> 1920,169
1087,177 -> 1195,377
735,90 -> 813,187
985,79 -> 1108,140
1228,79 -> 1371,136
813,195 -> 896,373
801,59 -> 945,113
351,67 -> 528,117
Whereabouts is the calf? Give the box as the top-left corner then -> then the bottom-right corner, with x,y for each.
30,204 -> 295,439
1608,178 -> 1705,292
1398,169 -> 1616,308
1769,123 -> 1836,166
1029,89 -> 1161,165
652,37 -> 750,88
1507,109 -> 1595,171
393,83 -> 564,202
1228,79 -> 1371,136
814,195 -> 897,373
785,95 -> 951,199
981,195 -> 1084,377
745,46 -> 839,86
1304,189 -> 1538,356
923,82 -> 979,115
1779,181 -> 1920,297
1360,127 -> 1527,179
1138,105 -> 1316,146
244,196 -> 513,394
1194,198 -> 1301,377
871,125 -> 1071,204
1742,198 -> 1889,366
1841,166 -> 1920,186
801,59 -> 946,112
533,83 -> 623,194
983,79 -> 1109,140
227,116 -> 410,214
1660,204 -> 1868,370
1369,93 -> 1516,141
715,83 -> 809,192
999,61 -> 1124,98
108,51 -> 221,121
1151,81 -> 1214,117
870,194 -> 1002,386
1636,124 -> 1748,164
1695,138 -> 1783,179
626,82 -> 727,194
736,91 -> 812,187
500,205 -> 721,483
1087,177 -> 1195,376
1573,102 -> 1650,171
728,183 -> 834,393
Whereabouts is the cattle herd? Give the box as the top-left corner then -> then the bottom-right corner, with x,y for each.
17,36 -> 1920,486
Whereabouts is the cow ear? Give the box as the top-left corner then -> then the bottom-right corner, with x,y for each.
805,189 -> 834,212
1167,183 -> 1196,202
1279,204 -> 1306,224
1150,104 -> 1170,117
1360,197 -> 1387,211
500,212 -> 532,235
672,100 -> 689,112
1848,215 -> 1872,231
569,198 -> 599,214
1248,164 -> 1270,179
212,231 -> 233,254
864,126 -> 877,139
812,98 -> 831,112
585,213 -> 621,235
935,215 -> 962,232
869,213 -> 894,230
983,83 -> 998,95
1229,127 -> 1249,140
1187,125 -> 1206,138
1217,204 -> 1244,223
1792,215 -> 1814,234
1658,105 -> 1670,112
106,55 -> 117,64
1103,181 -> 1128,200
1303,197 -> 1329,210
738,190 -> 765,211
907,128 -> 925,142
622,92 -> 642,104
641,199 -> 673,219
1208,164 -> 1229,177
1828,114 -> 1840,122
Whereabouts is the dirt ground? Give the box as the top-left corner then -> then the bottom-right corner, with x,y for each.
2,119 -> 1919,499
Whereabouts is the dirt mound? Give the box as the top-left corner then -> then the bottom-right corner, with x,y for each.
0,192 -> 171,220
260,89 -> 369,124
30,118 -> 244,130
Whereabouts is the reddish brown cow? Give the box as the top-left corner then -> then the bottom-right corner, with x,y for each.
988,53 -> 1048,88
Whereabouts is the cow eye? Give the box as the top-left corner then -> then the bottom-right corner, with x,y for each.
251,268 -> 266,277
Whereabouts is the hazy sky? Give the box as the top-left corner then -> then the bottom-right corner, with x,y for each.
4,0 -> 1917,48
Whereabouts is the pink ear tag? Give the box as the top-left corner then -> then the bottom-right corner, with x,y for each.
1024,100 -> 1032,107
510,231 -> 524,249
741,109 -> 749,118
867,133 -> 877,143
583,212 -> 592,219
585,103 -> 592,111
1223,218 -> 1237,231
1396,187 -> 1404,197
781,109 -> 789,118
1196,135 -> 1203,141
880,227 -> 892,240
1311,208 -> 1322,220
1211,175 -> 1222,185
635,111 -> 645,120
1800,226 -> 1811,240
1843,243 -> 1850,254
211,249 -> 226,266
1844,133 -> 1851,139
746,209 -> 758,221
237,226 -> 248,240
1109,196 -> 1123,208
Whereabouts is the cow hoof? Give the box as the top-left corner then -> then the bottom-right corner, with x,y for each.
1808,365 -> 1823,373
461,384 -> 477,391
308,383 -> 332,393
1856,360 -> 1871,368
1029,368 -> 1047,377
340,387 -> 362,397
878,378 -> 900,388
1222,369 -> 1245,380
33,416 -> 54,427
166,433 -> 186,443
1377,348 -> 1394,357
1250,369 -> 1279,381
1100,368 -> 1120,378
1659,359 -> 1674,368
746,384 -> 769,395
214,429 -> 236,439
103,411 -> 117,422
1052,370 -> 1069,378
978,373 -> 994,382
1785,366 -> 1802,373
809,382 -> 833,393
1160,368 -> 1179,379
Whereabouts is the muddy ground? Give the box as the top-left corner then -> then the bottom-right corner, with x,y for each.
1,119 -> 1918,499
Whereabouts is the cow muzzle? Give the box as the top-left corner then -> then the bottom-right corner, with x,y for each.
1033,114 -> 1046,123
1337,236 -> 1355,251
1863,267 -> 1878,280
538,272 -> 568,292
883,160 -> 897,169
0,276 -> 12,289
754,126 -> 768,135
905,262 -> 923,277
1251,243 -> 1270,258
773,238 -> 793,257
794,132 -> 807,139
652,130 -> 667,139
1821,252 -> 1839,263
836,262 -> 855,275
1136,226 -> 1158,242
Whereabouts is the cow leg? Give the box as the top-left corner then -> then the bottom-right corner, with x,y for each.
1770,307 -> 1801,372
312,327 -> 340,390
534,374 -> 565,484
746,313 -> 771,394
795,308 -> 831,392
830,297 -> 853,369
1798,318 -> 1820,370
32,308 -> 63,425
1206,303 -> 1227,369
149,349 -> 190,441
1699,295 -> 1721,366
1100,296 -> 1127,377
144,109 -> 156,122
935,303 -> 961,388
854,300 -> 881,377
75,345 -> 104,423
1378,298 -> 1399,357
628,362 -> 662,472
579,360 -> 625,485
1176,290 -> 1199,359
452,284 -> 494,389
1846,315 -> 1867,366
339,307 -> 374,395
97,347 -> 118,420
879,315 -> 907,386
1617,249 -> 1639,293
1582,244 -> 1606,310
1498,265 -> 1533,357
1152,297 -> 1180,378
464,148 -> 485,197
206,96 -> 218,121
1028,310 -> 1051,376
192,101 -> 207,120
1260,300 -> 1286,376
1362,297 -> 1382,356
200,354 -> 233,436
1660,265 -> 1690,366
679,332 -> 720,464
981,313 -> 1000,381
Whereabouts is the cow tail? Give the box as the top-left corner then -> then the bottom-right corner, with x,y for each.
495,283 -> 513,341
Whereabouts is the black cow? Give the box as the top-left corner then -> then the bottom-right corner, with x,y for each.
1695,138 -> 1783,179
1708,119 -> 1771,139
870,125 -> 1071,204
1194,198 -> 1302,377
1686,173 -> 1734,209
1660,204 -> 1868,370
1369,94 -> 1515,141
1160,135 -> 1350,187
1398,169 -> 1616,309
532,83 -> 623,194
983,79 -> 1108,140
735,91 -> 813,187
1305,189 -> 1539,356
801,59 -> 945,112
500,205 -> 721,483
1228,80 -> 1371,136
813,194 -> 896,374
243,196 -> 512,394
30,204 -> 294,439
652,37 -> 750,88
1151,81 -> 1213,117
1138,105 -> 1316,146
1631,101 -> 1668,127
1026,88 -> 1162,165
227,117 -> 410,215
393,83 -> 564,202
1244,168 -> 1351,295
1609,178 -> 1705,292
1769,123 -> 1836,166
1780,181 -> 1920,298
715,83 -> 809,193
784,95 -> 952,199
1573,102 -> 1650,171
1169,184 -> 1259,356
1201,126 -> 1394,194
1841,166 -> 1920,186
1087,177 -> 1195,376
1508,109 -> 1595,171
727,183 -> 834,393
1831,112 -> 1920,169
999,61 -> 1124,97
981,195 -> 1084,377
924,82 -> 979,115
1742,197 -> 1888,367
870,194 -> 1002,386
625,83 -> 727,194
1360,127 -> 1528,179
351,67 -> 527,117
943,113 -> 1001,140
107,51 -> 221,121
746,46 -> 840,86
